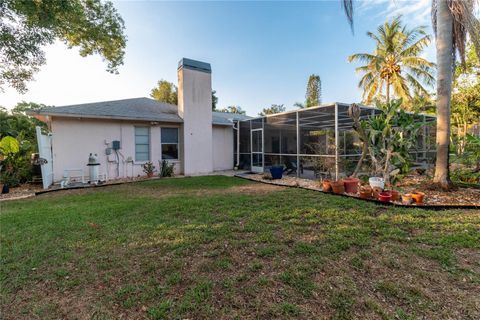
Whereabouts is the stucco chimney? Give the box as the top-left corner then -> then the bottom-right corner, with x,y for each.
177,58 -> 213,175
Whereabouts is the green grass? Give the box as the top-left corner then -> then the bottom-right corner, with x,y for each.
1,175 -> 479,319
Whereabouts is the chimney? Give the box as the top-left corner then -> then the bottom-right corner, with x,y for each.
177,58 -> 213,175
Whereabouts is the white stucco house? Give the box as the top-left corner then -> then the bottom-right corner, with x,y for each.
31,58 -> 250,187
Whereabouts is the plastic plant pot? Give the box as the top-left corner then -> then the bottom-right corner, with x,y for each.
322,179 -> 332,192
402,194 -> 413,205
411,191 -> 425,204
378,191 -> 392,202
359,186 -> 372,199
389,190 -> 400,202
369,177 -> 385,190
269,166 -> 284,180
330,180 -> 345,194
343,177 -> 360,194
372,187 -> 383,199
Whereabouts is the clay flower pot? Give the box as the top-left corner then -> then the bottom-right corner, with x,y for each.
411,191 -> 425,204
359,186 -> 372,199
330,180 -> 345,194
343,177 -> 360,194
322,179 -> 332,192
389,190 -> 400,202
372,186 -> 383,199
402,193 -> 413,205
378,191 -> 392,202
147,172 -> 154,178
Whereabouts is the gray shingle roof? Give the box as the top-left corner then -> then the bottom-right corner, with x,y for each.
34,97 -> 183,123
33,97 -> 253,126
212,111 -> 252,125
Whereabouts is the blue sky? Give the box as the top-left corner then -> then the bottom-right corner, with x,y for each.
1,0 -> 434,115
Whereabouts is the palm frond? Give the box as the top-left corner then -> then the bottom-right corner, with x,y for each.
342,0 -> 354,33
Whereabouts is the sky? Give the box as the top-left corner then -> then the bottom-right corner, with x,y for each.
0,0 -> 434,115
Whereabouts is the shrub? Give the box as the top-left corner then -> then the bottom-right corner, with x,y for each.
158,160 -> 174,177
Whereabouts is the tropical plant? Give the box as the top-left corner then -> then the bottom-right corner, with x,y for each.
341,0 -> 480,190
158,160 -> 175,177
359,99 -> 423,184
219,106 -> 246,115
0,135 -> 32,186
348,16 -> 435,107
258,104 -> 286,116
141,161 -> 156,176
1,0 -> 126,93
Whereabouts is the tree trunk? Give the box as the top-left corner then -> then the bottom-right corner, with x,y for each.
433,0 -> 454,190
386,76 -> 390,103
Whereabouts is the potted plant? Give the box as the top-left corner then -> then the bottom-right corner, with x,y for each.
142,161 -> 156,178
411,191 -> 425,204
330,180 -> 345,194
372,186 -> 383,200
343,177 -> 360,194
402,193 -> 413,205
378,191 -> 392,202
269,162 -> 284,180
387,172 -> 401,202
321,178 -> 332,192
359,185 -> 372,199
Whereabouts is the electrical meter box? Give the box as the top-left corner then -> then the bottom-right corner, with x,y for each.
112,140 -> 121,150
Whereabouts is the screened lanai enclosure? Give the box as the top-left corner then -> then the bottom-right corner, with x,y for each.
234,103 -> 436,180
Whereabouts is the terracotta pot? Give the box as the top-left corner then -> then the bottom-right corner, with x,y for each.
147,172 -> 154,178
411,191 -> 425,204
359,186 -> 372,199
402,194 -> 412,205
330,180 -> 345,194
388,190 -> 400,202
378,191 -> 392,202
322,179 -> 332,192
343,177 -> 360,194
372,186 -> 383,199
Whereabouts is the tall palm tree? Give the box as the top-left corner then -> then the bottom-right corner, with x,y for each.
341,0 -> 480,190
348,17 -> 435,107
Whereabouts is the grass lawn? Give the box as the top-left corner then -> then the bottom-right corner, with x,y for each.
1,176 -> 479,319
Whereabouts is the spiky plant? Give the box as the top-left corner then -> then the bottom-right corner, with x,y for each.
341,0 -> 480,190
348,16 -> 435,107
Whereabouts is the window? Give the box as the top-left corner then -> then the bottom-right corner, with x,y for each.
161,127 -> 179,160
135,127 -> 150,161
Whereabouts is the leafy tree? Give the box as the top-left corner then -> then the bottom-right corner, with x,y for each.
219,106 -> 246,115
12,101 -> 47,114
0,0 -> 127,93
150,80 -> 178,105
259,104 -> 285,116
212,90 -> 218,111
305,74 -> 322,108
451,42 -> 480,155
348,16 -> 435,108
341,0 -> 480,189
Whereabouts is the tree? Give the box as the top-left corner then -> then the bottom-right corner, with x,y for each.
341,0 -> 480,190
348,16 -> 435,108
219,106 -> 246,115
305,74 -> 322,108
212,90 -> 218,111
150,80 -> 178,105
259,104 -> 285,116
0,0 -> 127,93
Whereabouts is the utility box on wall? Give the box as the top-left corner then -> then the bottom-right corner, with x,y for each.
112,140 -> 121,150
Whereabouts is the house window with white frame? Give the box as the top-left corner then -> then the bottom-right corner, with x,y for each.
161,127 -> 179,160
135,127 -> 150,161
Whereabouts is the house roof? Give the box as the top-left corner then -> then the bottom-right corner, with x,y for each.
31,97 -> 252,125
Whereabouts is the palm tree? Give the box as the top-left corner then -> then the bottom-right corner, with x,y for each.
341,0 -> 480,190
348,17 -> 435,107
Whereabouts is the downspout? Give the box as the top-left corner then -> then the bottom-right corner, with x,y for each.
235,121 -> 240,168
